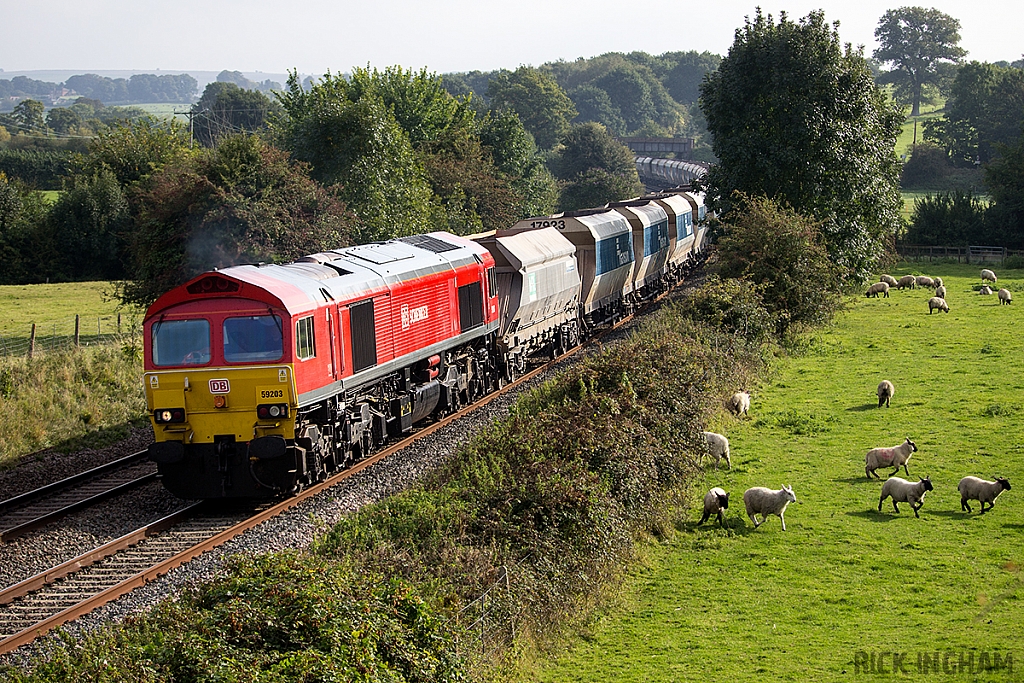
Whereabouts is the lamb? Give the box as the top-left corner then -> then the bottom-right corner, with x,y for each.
896,275 -> 917,290
998,288 -> 1012,305
916,275 -> 936,288
727,391 -> 750,417
702,432 -> 732,469
935,285 -> 946,299
981,269 -> 998,283
744,485 -> 797,531
879,274 -> 899,287
877,380 -> 895,408
980,286 -> 993,295
878,476 -> 934,518
865,437 -> 917,478
699,487 -> 730,526
866,282 -> 890,298
928,296 -> 949,314
958,476 -> 1011,513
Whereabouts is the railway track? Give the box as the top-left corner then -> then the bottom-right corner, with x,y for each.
0,265 -> 703,657
0,451 -> 157,543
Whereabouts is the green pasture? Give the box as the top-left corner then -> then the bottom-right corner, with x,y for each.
537,263 -> 1024,682
897,111 -> 943,161
134,102 -> 190,121
0,281 -> 139,340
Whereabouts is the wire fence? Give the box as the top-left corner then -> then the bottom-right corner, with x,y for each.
0,313 -> 141,358
457,566 -> 515,660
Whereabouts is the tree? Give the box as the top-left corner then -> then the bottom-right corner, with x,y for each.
487,67 -> 576,150
699,9 -> 904,279
479,110 -> 558,218
984,134 -> 1024,247
550,122 -> 638,181
873,7 -> 966,116
81,117 -> 192,187
191,82 -> 281,147
46,170 -> 130,280
12,100 -> 45,134
46,107 -> 82,135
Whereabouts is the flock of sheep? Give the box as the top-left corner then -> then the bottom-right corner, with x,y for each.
698,269 -> 1015,530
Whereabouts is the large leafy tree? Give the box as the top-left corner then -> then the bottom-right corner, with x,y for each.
551,123 -> 642,211
487,67 -> 576,150
46,170 -> 130,281
984,134 -> 1024,246
700,9 -> 904,279
873,7 -> 966,116
191,82 -> 282,147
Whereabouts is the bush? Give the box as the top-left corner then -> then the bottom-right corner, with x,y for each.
903,189 -> 989,246
901,142 -> 953,188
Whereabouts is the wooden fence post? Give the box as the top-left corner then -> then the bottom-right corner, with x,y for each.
28,324 -> 35,359
75,314 -> 80,348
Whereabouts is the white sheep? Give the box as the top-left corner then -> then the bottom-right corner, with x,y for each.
958,476 -> 1011,514
879,274 -> 899,287
878,476 -> 934,518
981,269 -> 998,283
933,276 -> 943,287
702,431 -> 732,469
998,288 -> 1012,305
896,275 -> 917,290
916,275 -> 936,288
699,487 -> 730,526
865,282 -> 890,298
980,286 -> 993,295
928,296 -> 949,314
727,391 -> 750,417
865,437 -> 917,479
744,485 -> 797,531
935,285 -> 946,299
877,380 -> 895,408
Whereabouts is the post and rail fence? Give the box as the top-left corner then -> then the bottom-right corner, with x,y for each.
0,314 -> 140,359
896,244 -> 1021,264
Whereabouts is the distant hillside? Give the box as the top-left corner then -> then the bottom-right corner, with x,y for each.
0,69 -> 297,92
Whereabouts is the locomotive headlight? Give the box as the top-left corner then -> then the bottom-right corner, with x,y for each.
257,404 -> 288,420
269,405 -> 281,417
154,408 -> 186,424
159,410 -> 172,422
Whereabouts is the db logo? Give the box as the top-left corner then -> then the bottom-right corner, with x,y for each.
401,304 -> 429,330
209,379 -> 230,394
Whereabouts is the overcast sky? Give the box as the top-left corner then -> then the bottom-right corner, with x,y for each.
2,1 -> 1021,76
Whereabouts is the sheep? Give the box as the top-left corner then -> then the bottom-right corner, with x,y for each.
958,476 -> 1011,513
896,275 -> 917,290
933,276 -> 943,287
866,282 -> 890,298
727,391 -> 750,417
935,285 -> 946,299
981,269 -> 998,284
878,476 -> 934,518
877,380 -> 895,408
879,274 -> 899,287
744,485 -> 797,530
702,431 -> 732,469
928,296 -> 949,314
865,437 -> 917,479
980,286 -> 993,295
699,487 -> 730,526
998,288 -> 1012,305
916,275 -> 936,288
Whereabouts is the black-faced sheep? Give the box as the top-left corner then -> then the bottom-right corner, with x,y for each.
878,476 -> 933,518
999,288 -> 1012,305
916,275 -> 936,288
877,380 -> 895,408
980,286 -> 993,295
702,431 -> 732,470
727,391 -> 750,417
699,487 -> 730,526
866,282 -> 890,298
935,285 -> 946,299
896,275 -> 917,290
928,296 -> 949,314
743,485 -> 797,531
880,274 -> 899,287
958,476 -> 1011,513
982,269 -> 998,284
865,437 -> 917,479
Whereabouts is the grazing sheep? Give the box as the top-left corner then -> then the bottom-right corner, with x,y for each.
935,285 -> 946,298
699,487 -> 730,526
980,286 -> 993,295
928,296 -> 949,314
958,476 -> 1011,513
878,476 -> 934,518
999,288 -> 1012,305
865,437 -> 917,479
877,380 -> 895,408
702,432 -> 732,469
896,275 -> 917,290
866,282 -> 890,298
916,275 -> 936,288
743,485 -> 797,531
880,274 -> 899,287
981,269 -> 998,283
933,276 -> 943,287
727,391 -> 750,417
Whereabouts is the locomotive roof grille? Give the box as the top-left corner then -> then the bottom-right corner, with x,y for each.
398,234 -> 460,253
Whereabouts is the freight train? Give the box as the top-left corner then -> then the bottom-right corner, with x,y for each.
143,187 -> 710,499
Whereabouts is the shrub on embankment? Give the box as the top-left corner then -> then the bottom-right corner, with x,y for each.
2,291 -> 771,682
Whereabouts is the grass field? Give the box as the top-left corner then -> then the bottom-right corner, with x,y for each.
536,263 -> 1024,682
134,102 -> 190,121
0,281 -> 139,340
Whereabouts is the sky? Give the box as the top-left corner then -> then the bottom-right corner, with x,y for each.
2,0 -> 1021,78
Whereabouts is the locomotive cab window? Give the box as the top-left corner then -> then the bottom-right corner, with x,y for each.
223,315 -> 284,363
153,319 -> 211,367
486,267 -> 496,299
295,315 -> 316,360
